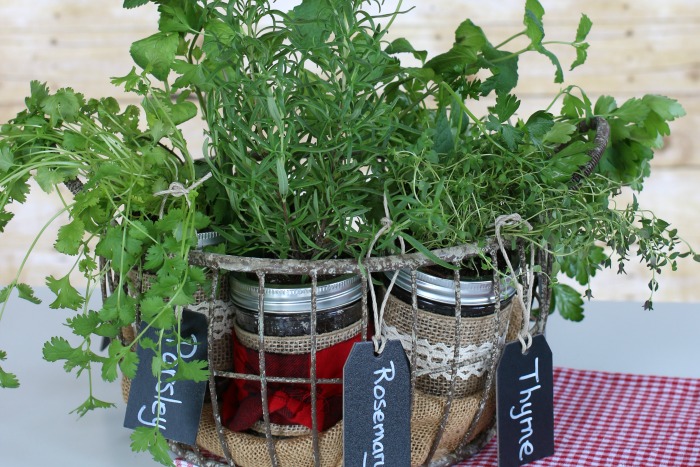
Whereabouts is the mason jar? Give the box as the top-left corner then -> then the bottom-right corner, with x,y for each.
383,268 -> 519,398
221,274 -> 364,436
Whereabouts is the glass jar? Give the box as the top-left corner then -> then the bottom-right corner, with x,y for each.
383,268 -> 518,398
386,268 -> 516,317
221,274 -> 364,436
231,274 -> 363,336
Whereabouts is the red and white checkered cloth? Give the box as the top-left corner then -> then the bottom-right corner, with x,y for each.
460,367 -> 700,467
175,367 -> 700,467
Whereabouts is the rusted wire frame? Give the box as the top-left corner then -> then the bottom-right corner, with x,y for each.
533,249 -> 554,336
421,263 -> 464,465
176,239 -> 552,466
257,272 -> 280,467
450,249 -> 506,466
310,272 -> 321,467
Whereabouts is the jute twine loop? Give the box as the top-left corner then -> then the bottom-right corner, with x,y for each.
494,213 -> 535,353
154,172 -> 212,218
366,194 -> 405,355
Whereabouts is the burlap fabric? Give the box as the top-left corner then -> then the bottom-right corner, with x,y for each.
185,386 -> 499,467
398,296 -> 523,466
383,293 -> 521,398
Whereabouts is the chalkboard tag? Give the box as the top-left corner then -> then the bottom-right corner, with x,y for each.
496,334 -> 554,467
124,309 -> 209,446
343,340 -> 411,467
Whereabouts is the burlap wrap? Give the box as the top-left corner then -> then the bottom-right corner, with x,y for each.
233,321 -> 363,355
383,293 -> 521,398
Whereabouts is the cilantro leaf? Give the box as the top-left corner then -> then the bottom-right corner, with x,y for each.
71,396 -> 116,417
54,218 -> 85,255
41,88 -> 84,124
130,427 -> 172,466
173,358 -> 209,383
17,283 -> 41,304
0,365 -> 20,389
0,144 -> 14,172
0,351 -> 19,388
66,311 -> 101,337
42,336 -> 93,374
140,295 -> 176,329
46,274 -> 84,310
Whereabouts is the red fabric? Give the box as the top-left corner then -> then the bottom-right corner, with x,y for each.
179,367 -> 700,466
461,367 -> 700,466
220,332 -> 361,432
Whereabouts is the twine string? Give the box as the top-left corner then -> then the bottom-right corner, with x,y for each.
154,172 -> 213,218
494,213 -> 535,353
366,194 -> 405,355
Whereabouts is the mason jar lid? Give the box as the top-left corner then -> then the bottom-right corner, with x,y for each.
196,231 -> 223,249
230,274 -> 362,314
387,269 -> 517,306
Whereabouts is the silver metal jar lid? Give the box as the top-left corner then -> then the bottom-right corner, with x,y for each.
195,231 -> 223,249
230,274 -> 362,314
387,269 -> 516,306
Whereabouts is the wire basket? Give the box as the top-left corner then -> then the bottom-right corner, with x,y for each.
142,240 -> 555,467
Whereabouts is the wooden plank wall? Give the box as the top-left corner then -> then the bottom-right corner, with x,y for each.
0,0 -> 698,305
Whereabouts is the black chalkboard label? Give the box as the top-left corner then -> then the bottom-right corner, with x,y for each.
123,309 -> 208,445
496,334 -> 554,467
343,340 -> 411,467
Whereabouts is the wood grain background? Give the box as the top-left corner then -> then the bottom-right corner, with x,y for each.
1,0 -> 698,305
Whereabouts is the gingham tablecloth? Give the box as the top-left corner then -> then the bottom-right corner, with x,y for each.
175,367 -> 700,467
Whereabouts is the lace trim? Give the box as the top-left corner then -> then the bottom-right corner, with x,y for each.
188,300 -> 234,341
382,324 -> 494,381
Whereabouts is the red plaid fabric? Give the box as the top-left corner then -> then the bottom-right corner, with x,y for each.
175,367 -> 700,467
460,367 -> 700,467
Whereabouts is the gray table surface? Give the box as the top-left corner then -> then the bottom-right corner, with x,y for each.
1,289 -> 698,466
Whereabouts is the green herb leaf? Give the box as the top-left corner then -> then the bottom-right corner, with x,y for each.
552,283 -> 584,321
123,0 -> 150,8
0,144 -> 14,172
46,274 -> 84,310
0,351 -> 19,388
492,93 -> 521,122
41,88 -> 84,124
129,32 -> 179,81
575,14 -> 593,42
173,358 -> 209,383
130,426 -> 172,466
140,295 -> 175,329
544,122 -> 577,145
71,395 -> 116,417
0,365 -> 19,388
67,311 -> 101,337
523,0 -> 546,45
385,38 -> 428,63
54,218 -> 85,255
16,283 -> 41,304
